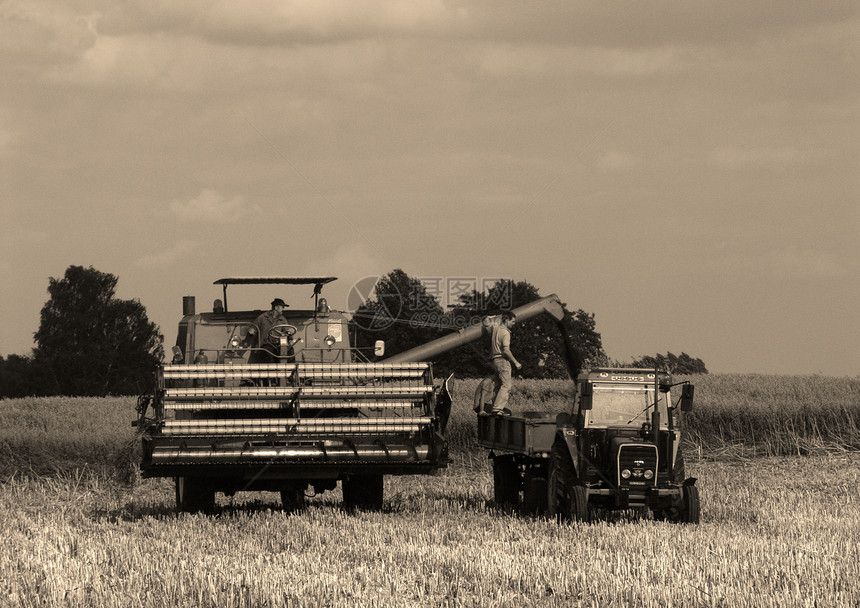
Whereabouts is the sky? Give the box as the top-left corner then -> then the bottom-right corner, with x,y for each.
1,1 -> 858,376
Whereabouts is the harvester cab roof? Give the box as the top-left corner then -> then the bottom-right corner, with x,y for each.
212,276 -> 337,314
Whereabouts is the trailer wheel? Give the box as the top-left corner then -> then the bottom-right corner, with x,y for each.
547,442 -> 575,522
175,477 -> 215,513
493,456 -> 520,509
521,472 -> 547,516
280,486 -> 306,512
342,475 -> 384,511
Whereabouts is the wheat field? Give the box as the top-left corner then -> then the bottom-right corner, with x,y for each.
1,374 -> 858,607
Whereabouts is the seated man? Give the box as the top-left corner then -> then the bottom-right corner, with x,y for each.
244,298 -> 290,364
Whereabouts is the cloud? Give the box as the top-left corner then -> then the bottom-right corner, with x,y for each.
90,1 -> 857,49
711,146 -> 809,170
595,151 -> 639,172
301,243 -> 387,281
764,248 -> 846,278
135,239 -> 198,269
168,189 -> 258,223
476,44 -> 682,78
0,1 -> 97,67
0,227 -> 48,274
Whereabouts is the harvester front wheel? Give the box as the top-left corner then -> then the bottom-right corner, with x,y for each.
342,475 -> 384,511
175,477 -> 215,513
280,486 -> 306,512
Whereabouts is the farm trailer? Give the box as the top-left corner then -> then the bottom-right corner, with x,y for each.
478,368 -> 700,523
135,276 -> 569,513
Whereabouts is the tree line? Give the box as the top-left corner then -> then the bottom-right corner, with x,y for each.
1,266 -> 163,398
0,265 -> 707,398
350,269 -> 709,379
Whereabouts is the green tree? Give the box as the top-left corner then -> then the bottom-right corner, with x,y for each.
632,352 -> 709,375
0,353 -> 53,398
34,265 -> 164,396
351,272 -> 607,378
350,269 -> 445,360
440,280 -> 607,379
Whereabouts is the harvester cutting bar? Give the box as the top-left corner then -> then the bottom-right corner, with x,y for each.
297,362 -> 429,378
163,363 -> 296,379
161,417 -> 432,436
165,386 -> 299,399
149,444 -> 431,463
164,385 -> 432,400
165,400 -> 421,411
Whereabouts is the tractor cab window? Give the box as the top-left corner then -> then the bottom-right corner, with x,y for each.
585,383 -> 670,427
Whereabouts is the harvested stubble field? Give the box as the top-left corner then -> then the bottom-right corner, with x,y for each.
1,374 -> 859,607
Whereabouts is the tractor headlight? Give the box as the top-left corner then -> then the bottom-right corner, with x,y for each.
621,469 -> 631,479
230,336 -> 241,348
644,470 -> 654,480
324,335 -> 336,347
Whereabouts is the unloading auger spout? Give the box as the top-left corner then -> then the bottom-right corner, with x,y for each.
382,294 -> 582,380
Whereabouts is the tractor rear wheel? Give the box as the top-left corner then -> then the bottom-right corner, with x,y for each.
568,484 -> 588,522
175,477 -> 215,513
342,475 -> 384,511
547,442 -> 576,522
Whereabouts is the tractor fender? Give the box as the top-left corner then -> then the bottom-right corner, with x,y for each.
553,428 -> 581,478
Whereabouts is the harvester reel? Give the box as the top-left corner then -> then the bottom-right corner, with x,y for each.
269,324 -> 298,339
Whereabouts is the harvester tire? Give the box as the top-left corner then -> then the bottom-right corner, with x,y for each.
342,474 -> 384,511
280,487 -> 306,512
175,477 -> 215,514
493,456 -> 520,509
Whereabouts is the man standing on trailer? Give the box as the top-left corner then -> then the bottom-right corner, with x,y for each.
489,311 -> 522,414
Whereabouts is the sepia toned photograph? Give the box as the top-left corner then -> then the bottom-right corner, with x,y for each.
1,2 -> 858,606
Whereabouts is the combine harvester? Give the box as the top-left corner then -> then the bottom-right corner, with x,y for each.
135,276 -> 567,512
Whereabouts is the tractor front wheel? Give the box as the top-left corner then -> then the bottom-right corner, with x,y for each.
680,484 -> 701,523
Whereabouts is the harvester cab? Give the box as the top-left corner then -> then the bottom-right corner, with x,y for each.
171,277 -> 359,366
